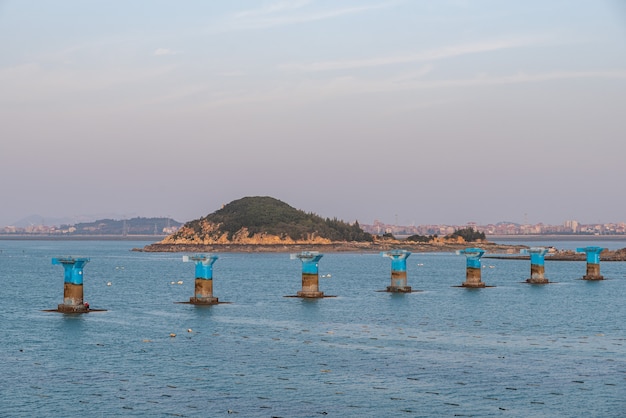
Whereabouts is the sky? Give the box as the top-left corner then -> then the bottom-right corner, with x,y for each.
1,0 -> 626,227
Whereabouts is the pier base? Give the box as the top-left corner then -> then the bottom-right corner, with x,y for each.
462,267 -> 486,288
188,278 -> 219,305
386,285 -> 413,293
526,278 -> 549,284
583,264 -> 604,281
387,271 -> 412,292
62,282 -> 84,306
297,273 -> 325,298
57,302 -> 89,313
296,291 -> 325,298
526,264 -> 549,284
189,297 -> 219,305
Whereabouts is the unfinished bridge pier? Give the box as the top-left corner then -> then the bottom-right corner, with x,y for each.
456,248 -> 487,288
522,247 -> 550,284
51,257 -> 91,313
381,250 -> 412,292
184,254 -> 220,305
577,246 -> 605,280
291,251 -> 326,298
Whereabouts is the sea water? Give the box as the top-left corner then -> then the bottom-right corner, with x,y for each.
0,240 -> 624,417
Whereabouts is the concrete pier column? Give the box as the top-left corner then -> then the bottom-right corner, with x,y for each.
292,251 -> 324,298
522,247 -> 550,284
381,250 -> 412,292
576,246 -> 605,280
183,254 -> 219,304
52,257 -> 90,313
456,248 -> 486,288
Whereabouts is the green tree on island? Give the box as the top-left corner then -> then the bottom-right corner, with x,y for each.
446,227 -> 485,242
177,196 -> 373,242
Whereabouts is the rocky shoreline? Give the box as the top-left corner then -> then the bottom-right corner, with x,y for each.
136,240 -> 527,254
135,241 -> 626,261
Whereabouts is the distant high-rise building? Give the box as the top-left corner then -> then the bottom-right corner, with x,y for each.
564,220 -> 579,233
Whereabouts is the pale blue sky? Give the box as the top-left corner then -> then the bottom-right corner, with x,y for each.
1,1 -> 625,226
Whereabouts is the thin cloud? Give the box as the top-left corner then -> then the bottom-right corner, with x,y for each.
347,69 -> 626,95
218,70 -> 246,77
153,48 -> 179,56
0,61 -> 178,105
193,69 -> 626,110
426,70 -> 626,88
387,64 -> 435,83
229,1 -> 396,30
280,39 -> 536,72
235,0 -> 312,18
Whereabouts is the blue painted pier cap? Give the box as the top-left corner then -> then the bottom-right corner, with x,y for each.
52,257 -> 90,285
291,251 -> 323,275
381,250 -> 411,272
576,246 -> 604,264
456,248 -> 485,269
183,254 -> 218,280
520,247 -> 549,265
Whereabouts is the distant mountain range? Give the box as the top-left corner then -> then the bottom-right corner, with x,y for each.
9,213 -> 144,228
70,217 -> 182,236
2,216 -> 182,236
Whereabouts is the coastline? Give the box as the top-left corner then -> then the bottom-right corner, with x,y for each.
0,234 -> 166,241
3,234 -> 625,260
2,233 -> 625,243
135,241 -> 527,254
137,238 -> 626,260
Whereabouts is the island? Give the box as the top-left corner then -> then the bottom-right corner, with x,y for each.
138,196 -> 525,254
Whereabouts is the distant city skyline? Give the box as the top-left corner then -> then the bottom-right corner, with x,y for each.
2,1 -> 626,228
363,218 -> 626,237
5,200 -> 626,228
5,211 -> 626,238
3,209 -> 625,230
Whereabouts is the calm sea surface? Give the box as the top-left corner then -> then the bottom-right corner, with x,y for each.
0,239 -> 624,417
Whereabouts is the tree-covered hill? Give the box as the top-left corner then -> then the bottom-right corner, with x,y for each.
164,196 -> 372,244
